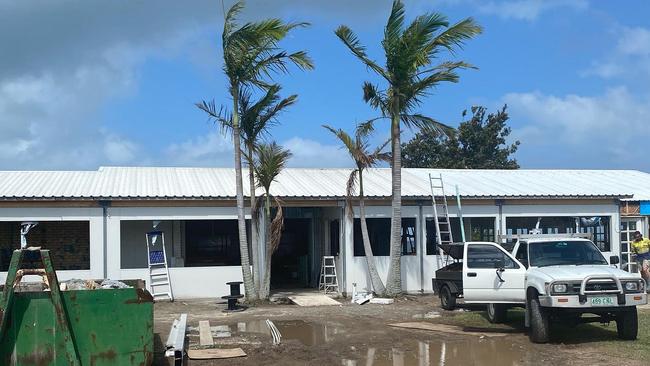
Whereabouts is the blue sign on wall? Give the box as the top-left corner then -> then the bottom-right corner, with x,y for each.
640,201 -> 650,215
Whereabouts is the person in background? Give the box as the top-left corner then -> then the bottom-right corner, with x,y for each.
631,231 -> 650,287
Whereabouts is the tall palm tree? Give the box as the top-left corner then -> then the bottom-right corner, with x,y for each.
197,1 -> 312,300
335,0 -> 481,295
323,125 -> 390,295
239,85 -> 296,293
253,142 -> 292,299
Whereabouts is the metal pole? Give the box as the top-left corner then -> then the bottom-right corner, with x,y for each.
455,185 -> 466,243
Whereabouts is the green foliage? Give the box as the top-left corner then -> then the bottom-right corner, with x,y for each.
254,142 -> 292,194
402,105 -> 520,169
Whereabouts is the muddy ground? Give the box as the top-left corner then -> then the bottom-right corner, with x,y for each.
152,295 -> 644,366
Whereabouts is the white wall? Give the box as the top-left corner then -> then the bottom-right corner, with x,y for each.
0,207 -> 104,283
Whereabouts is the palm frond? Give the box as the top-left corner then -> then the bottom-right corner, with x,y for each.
432,17 -> 483,55
362,82 -> 388,114
323,125 -> 358,158
268,196 -> 285,255
195,99 -> 233,134
335,26 -> 389,80
400,113 -> 454,136
254,142 -> 292,193
382,0 -> 406,57
345,168 -> 359,220
222,1 -> 245,45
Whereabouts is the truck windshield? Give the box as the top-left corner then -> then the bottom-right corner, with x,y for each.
529,240 -> 608,267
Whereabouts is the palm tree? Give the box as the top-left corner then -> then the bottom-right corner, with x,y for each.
335,0 -> 481,295
197,1 -> 313,300
253,142 -> 292,299
323,125 -> 390,296
239,85 -> 296,293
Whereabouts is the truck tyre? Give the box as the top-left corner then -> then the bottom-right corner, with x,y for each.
529,295 -> 550,343
487,303 -> 507,323
616,307 -> 638,340
440,285 -> 456,310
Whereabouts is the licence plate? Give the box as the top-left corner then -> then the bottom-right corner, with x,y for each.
590,296 -> 616,306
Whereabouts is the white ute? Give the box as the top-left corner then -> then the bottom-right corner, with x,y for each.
461,235 -> 647,343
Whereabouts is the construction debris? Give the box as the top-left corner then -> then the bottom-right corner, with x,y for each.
198,320 -> 214,346
165,313 -> 187,365
100,279 -> 130,289
388,322 -> 508,337
187,348 -> 247,360
369,298 -> 394,305
266,319 -> 282,345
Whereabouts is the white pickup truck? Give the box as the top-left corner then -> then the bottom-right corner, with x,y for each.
433,236 -> 647,343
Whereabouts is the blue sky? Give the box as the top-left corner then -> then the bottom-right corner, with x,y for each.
1,0 -> 650,170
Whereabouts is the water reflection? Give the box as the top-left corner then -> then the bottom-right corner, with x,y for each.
360,340 -> 523,366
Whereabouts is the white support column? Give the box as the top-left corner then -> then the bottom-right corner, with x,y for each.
417,204 -> 425,293
88,212 -> 105,279
105,209 -> 122,280
343,204 -> 354,295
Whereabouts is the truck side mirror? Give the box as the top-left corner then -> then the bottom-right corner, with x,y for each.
609,255 -> 620,265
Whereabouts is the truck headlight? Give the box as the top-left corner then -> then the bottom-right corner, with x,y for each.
625,282 -> 639,292
553,284 -> 568,293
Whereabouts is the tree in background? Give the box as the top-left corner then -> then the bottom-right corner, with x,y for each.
197,1 -> 313,300
254,142 -> 292,299
323,124 -> 390,296
335,0 -> 481,295
403,105 -> 520,169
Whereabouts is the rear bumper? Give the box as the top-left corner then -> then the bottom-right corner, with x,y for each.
539,293 -> 647,308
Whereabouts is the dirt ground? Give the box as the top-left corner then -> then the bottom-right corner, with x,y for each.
152,295 -> 645,366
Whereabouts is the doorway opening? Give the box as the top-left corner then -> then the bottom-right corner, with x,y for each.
271,218 -> 312,288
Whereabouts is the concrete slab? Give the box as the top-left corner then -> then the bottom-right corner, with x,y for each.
271,289 -> 341,307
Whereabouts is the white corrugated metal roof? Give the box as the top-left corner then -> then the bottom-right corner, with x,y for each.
0,166 -> 649,200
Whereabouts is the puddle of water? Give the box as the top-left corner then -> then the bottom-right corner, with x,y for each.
232,319 -> 341,346
225,319 -> 525,365
343,339 -> 525,366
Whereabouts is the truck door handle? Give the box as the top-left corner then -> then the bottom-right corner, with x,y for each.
467,272 -> 477,277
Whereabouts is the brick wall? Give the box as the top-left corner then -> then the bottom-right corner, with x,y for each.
0,221 -> 90,271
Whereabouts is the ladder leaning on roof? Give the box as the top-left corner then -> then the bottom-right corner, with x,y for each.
429,173 -> 454,268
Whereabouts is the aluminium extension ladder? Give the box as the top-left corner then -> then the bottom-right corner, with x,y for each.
429,173 -> 454,268
318,256 -> 339,293
146,231 -> 174,301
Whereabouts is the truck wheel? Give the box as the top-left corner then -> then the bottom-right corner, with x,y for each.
440,285 -> 456,310
529,295 -> 550,343
616,307 -> 638,340
487,303 -> 507,323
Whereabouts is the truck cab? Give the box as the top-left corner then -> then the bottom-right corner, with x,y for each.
435,236 -> 647,343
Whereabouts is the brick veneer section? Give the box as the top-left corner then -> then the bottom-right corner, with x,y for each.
0,221 -> 90,271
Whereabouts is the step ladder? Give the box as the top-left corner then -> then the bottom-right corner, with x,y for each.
318,256 -> 339,294
146,231 -> 174,301
429,174 -> 454,268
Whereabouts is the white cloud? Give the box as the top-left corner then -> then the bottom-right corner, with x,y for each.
583,26 -> 650,80
617,27 -> 650,56
104,134 -> 139,164
283,137 -> 353,168
165,131 -> 233,167
504,87 -> 650,166
477,0 -> 587,21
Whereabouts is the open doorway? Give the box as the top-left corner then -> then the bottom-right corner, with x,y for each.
271,218 -> 312,288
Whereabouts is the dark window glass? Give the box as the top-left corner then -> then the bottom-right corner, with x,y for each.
505,216 -> 611,252
515,243 -> 529,267
0,221 -> 90,271
353,218 -> 417,256
426,217 -> 496,255
329,220 -> 340,256
185,220 -> 242,266
467,244 -> 518,269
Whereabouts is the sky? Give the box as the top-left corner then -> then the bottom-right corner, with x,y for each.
1,0 -> 650,171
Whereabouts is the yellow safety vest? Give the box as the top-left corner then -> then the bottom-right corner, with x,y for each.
632,238 -> 650,255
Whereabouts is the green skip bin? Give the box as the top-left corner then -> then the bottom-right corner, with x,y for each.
0,249 -> 154,365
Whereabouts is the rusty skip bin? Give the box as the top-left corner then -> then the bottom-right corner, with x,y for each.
0,248 -> 154,365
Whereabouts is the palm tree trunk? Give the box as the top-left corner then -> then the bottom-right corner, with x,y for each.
385,115 -> 402,296
232,88 -> 257,300
259,194 -> 272,299
359,170 -> 386,296
248,148 -> 260,294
